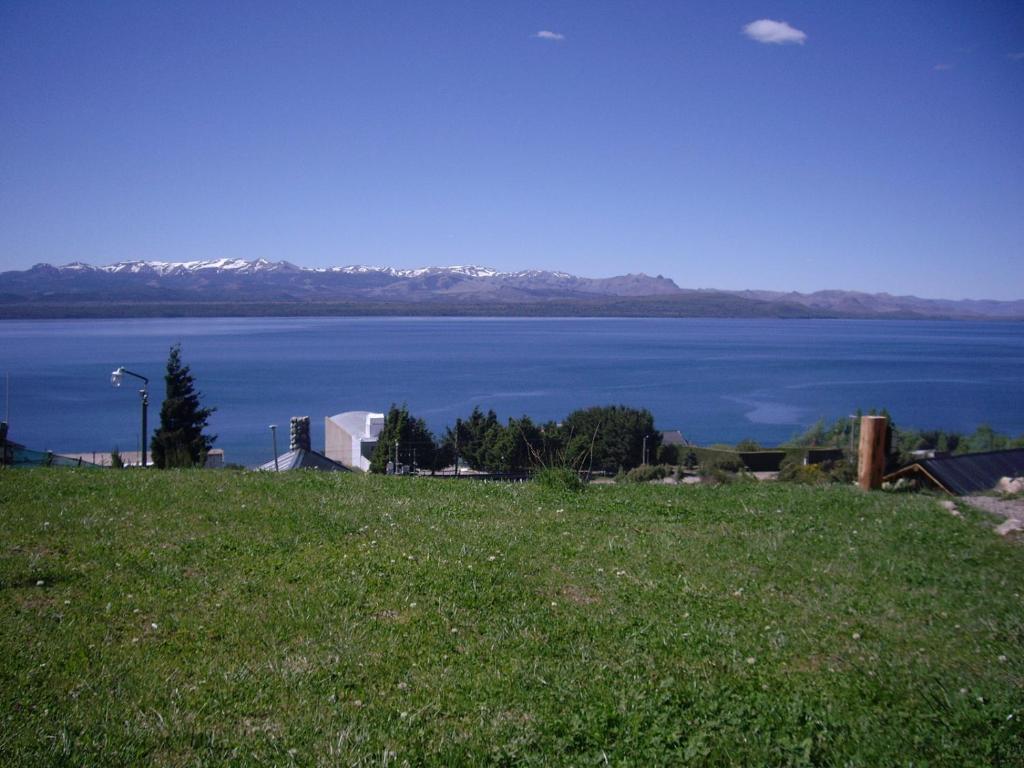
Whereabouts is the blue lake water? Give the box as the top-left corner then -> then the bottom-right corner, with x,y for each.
1,317 -> 1022,467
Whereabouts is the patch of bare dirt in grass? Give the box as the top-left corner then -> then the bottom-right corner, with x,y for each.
560,584 -> 600,606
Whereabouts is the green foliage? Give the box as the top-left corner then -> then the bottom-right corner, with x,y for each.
2,472 -> 1024,764
533,467 -> 585,492
779,456 -> 857,486
442,407 -> 500,471
701,454 -> 744,474
621,464 -> 670,483
656,443 -> 679,465
562,405 -> 659,474
150,344 -> 215,468
109,448 -> 124,469
369,404 -> 437,473
735,438 -> 763,451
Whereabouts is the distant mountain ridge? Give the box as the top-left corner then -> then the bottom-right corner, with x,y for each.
0,259 -> 1021,319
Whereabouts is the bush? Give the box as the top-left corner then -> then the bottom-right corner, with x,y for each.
701,455 -> 744,474
533,467 -> 585,492
621,464 -> 670,483
778,457 -> 856,485
698,455 -> 745,485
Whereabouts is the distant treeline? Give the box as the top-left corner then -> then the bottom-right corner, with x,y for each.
373,403 -> 1024,479
368,404 -> 666,475
778,411 -> 1024,457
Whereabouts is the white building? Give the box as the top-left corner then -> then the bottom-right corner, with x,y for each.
324,411 -> 384,472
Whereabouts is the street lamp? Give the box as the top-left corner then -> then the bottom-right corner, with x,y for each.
110,366 -> 149,467
269,424 -> 280,471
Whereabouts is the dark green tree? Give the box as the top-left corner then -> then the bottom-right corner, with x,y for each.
562,405 -> 659,474
150,344 -> 216,468
442,407 -> 501,471
369,404 -> 438,473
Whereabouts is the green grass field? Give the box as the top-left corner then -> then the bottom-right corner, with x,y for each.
2,470 -> 1022,766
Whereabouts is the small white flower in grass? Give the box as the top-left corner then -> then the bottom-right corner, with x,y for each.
998,654 -> 1008,663
615,570 -> 626,577
551,602 -> 557,607
852,633 -> 861,641
597,567 -> 604,573
978,696 -> 985,703
131,637 -> 139,643
400,711 -> 408,719
746,657 -> 756,665
960,688 -> 968,695
35,580 -> 44,587
409,602 -> 417,608
487,555 -> 496,561
151,623 -> 158,630
451,628 -> 458,634
397,682 -> 408,690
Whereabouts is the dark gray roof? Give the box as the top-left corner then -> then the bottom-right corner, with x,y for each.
661,430 -> 687,446
257,448 -> 350,472
899,449 -> 1024,495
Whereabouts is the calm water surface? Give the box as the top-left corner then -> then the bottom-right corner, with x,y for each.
1,317 -> 1022,467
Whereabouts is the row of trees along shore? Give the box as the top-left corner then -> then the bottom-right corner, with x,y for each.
369,404 -> 663,475
135,347 -> 1024,474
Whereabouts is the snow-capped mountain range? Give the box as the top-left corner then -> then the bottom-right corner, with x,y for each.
62,258 -> 574,281
2,259 -> 1022,319
0,259 -> 681,305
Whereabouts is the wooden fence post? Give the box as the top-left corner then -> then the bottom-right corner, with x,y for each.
857,415 -> 888,490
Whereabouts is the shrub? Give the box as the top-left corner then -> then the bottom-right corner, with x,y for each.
778,457 -> 856,485
533,467 -> 585,492
621,464 -> 670,483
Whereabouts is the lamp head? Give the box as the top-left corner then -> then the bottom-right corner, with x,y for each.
110,367 -> 126,388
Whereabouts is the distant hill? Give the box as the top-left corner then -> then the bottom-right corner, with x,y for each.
0,260 -> 1021,319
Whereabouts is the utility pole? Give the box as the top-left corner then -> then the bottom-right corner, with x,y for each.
642,434 -> 649,466
395,439 -> 399,471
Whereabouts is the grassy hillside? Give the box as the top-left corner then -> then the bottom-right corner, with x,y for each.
2,471 -> 1022,766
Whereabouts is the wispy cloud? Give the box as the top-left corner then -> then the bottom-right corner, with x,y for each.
534,30 -> 565,42
933,63 -> 954,71
1008,52 -> 1024,61
743,19 -> 807,45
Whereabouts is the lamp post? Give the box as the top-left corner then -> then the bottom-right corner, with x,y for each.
110,367 -> 149,467
642,434 -> 650,466
269,424 -> 279,471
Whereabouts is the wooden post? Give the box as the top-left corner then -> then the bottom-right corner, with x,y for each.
857,415 -> 888,490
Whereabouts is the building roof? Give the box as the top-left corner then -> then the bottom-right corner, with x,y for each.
257,448 -> 350,472
885,448 -> 1024,495
327,411 -> 384,438
661,430 -> 687,446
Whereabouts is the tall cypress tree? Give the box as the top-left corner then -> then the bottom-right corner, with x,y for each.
150,344 -> 216,468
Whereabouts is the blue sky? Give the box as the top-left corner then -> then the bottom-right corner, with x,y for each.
1,1 -> 1022,299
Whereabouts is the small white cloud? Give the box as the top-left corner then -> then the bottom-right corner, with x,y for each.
933,63 -> 954,71
1008,52 -> 1024,61
534,30 -> 565,42
743,19 -> 807,45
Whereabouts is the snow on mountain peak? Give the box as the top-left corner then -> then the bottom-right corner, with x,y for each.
53,259 -> 594,282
